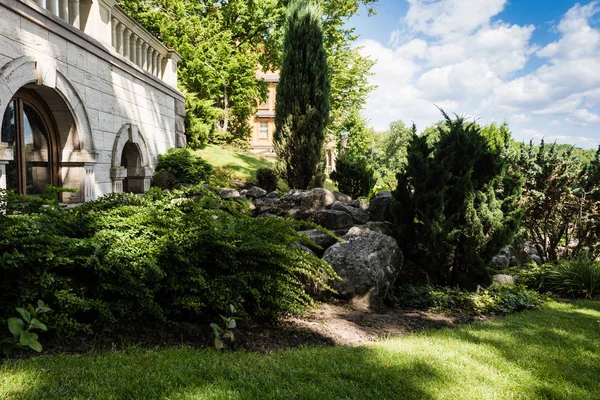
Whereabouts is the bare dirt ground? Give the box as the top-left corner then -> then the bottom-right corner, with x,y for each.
21,301 -> 486,358
236,301 -> 485,352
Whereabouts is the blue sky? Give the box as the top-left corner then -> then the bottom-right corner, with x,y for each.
349,1 -> 600,148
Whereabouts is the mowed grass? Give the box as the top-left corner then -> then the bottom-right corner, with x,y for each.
195,145 -> 275,182
1,301 -> 599,400
195,145 -> 338,192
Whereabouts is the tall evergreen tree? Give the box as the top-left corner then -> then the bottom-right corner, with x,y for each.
274,0 -> 330,189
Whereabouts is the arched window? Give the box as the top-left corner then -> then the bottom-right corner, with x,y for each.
1,90 -> 58,195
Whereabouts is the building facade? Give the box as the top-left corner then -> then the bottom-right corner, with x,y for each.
0,0 -> 185,203
248,71 -> 336,172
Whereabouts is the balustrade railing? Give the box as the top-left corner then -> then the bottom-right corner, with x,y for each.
24,0 -> 180,87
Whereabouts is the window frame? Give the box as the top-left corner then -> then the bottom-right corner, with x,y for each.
258,121 -> 269,139
2,89 -> 60,195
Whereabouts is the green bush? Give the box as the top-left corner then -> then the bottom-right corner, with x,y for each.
0,187 -> 338,335
395,284 -> 544,315
255,168 -> 279,193
544,255 -> 600,299
330,153 -> 375,198
392,112 -> 523,289
154,148 -> 213,185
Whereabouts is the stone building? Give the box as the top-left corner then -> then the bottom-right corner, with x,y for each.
248,71 -> 337,173
0,0 -> 185,203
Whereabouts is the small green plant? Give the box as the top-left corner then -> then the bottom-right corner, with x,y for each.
1,300 -> 52,355
545,255 -> 600,299
210,304 -> 239,350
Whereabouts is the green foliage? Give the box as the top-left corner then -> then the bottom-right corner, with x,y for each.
372,121 -> 414,190
392,111 -> 523,288
544,255 -> 600,299
395,284 -> 544,315
274,0 -> 331,189
255,168 -> 279,192
154,148 -> 213,185
1,301 -> 52,355
210,304 -> 240,350
329,153 -> 375,198
0,189 -> 337,335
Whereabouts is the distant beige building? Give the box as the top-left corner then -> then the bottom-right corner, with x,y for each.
248,71 -> 336,172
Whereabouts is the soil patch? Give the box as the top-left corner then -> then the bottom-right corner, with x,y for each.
7,302 -> 487,359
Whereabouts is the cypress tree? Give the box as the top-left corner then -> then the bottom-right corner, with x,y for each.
274,0 -> 330,189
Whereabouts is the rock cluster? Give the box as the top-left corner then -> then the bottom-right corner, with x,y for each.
216,186 -> 402,309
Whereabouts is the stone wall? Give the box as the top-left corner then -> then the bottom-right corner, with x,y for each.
0,0 -> 185,202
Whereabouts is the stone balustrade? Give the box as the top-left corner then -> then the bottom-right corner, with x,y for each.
24,0 -> 181,88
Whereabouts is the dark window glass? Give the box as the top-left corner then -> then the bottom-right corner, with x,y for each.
23,104 -> 50,195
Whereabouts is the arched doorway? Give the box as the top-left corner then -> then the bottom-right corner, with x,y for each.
120,141 -> 145,193
1,90 -> 59,195
111,124 -> 152,194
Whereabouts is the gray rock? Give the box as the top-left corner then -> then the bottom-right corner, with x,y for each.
247,186 -> 268,199
323,230 -> 403,310
298,229 -> 339,256
493,274 -> 516,285
368,190 -> 392,222
348,198 -> 369,211
330,202 -> 370,225
531,255 -> 542,264
333,191 -> 352,203
309,210 -> 354,231
301,188 -> 336,210
218,188 -> 240,199
254,197 -> 281,214
281,189 -> 309,203
266,191 -> 279,199
489,254 -> 510,268
345,221 -> 394,238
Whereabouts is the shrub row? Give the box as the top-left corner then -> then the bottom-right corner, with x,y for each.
0,187 -> 337,335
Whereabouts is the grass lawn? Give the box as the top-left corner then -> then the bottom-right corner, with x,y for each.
195,145 -> 338,192
1,300 -> 599,399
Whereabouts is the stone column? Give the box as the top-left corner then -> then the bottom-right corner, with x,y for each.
69,0 -> 80,29
116,23 -> 125,55
156,54 -> 163,78
123,29 -> 132,59
147,46 -> 154,73
151,50 -> 158,75
59,0 -> 69,21
46,0 -> 57,15
84,164 -> 96,201
136,38 -> 143,68
141,42 -> 148,71
111,17 -> 117,48
130,33 -> 138,65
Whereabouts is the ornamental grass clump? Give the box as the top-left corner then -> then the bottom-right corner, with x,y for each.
544,255 -> 600,299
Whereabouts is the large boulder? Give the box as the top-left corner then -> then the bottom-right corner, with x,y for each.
301,188 -> 336,210
254,197 -> 281,215
323,230 -> 403,310
308,210 -> 353,231
368,191 -> 392,222
493,274 -> 516,285
330,202 -> 370,225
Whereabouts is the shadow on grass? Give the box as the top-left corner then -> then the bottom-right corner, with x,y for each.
0,345 -> 440,400
2,301 -> 599,399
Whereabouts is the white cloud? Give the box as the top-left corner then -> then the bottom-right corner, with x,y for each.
404,0 -> 506,39
359,1 -> 600,147
510,113 -> 531,123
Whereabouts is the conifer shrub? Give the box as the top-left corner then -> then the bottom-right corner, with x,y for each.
0,187 -> 337,334
274,0 -> 330,189
154,148 -> 213,185
392,112 -> 523,289
330,153 -> 375,198
256,168 -> 279,192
